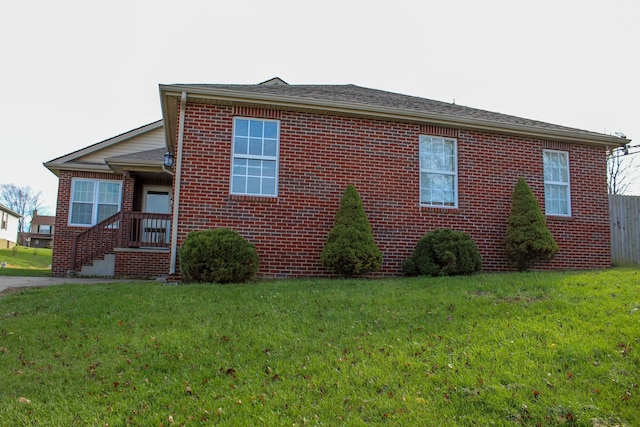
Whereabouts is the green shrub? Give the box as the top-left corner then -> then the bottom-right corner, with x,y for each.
403,228 -> 482,276
179,228 -> 259,283
321,185 -> 382,277
505,177 -> 559,271
402,258 -> 419,277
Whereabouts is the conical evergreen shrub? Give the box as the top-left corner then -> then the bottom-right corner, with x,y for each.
321,185 -> 382,277
505,177 -> 559,271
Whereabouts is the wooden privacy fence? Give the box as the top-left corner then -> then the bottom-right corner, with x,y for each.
609,195 -> 640,266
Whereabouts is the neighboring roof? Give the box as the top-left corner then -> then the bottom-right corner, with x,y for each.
160,79 -> 630,148
0,204 -> 21,218
31,213 -> 55,227
44,120 -> 165,176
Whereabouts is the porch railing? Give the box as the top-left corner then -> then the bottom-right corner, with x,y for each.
72,211 -> 172,271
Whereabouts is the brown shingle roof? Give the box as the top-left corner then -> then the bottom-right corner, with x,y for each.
174,83 -> 605,138
31,214 -> 55,226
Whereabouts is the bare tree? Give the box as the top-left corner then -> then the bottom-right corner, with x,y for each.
0,183 -> 43,233
607,146 -> 638,195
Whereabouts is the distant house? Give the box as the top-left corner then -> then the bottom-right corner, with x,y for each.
0,204 -> 20,249
45,77 -> 629,279
19,210 -> 55,248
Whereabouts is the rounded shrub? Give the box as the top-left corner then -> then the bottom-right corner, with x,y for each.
179,228 -> 259,283
403,228 -> 482,276
321,185 -> 382,277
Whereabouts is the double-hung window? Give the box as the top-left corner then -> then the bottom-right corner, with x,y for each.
231,117 -> 279,197
419,135 -> 457,207
543,150 -> 571,216
69,179 -> 121,226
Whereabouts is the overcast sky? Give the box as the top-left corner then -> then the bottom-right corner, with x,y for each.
2,0 -> 638,214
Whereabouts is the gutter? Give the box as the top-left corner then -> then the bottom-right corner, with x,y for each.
162,164 -> 174,176
42,163 -> 114,177
169,91 -> 187,275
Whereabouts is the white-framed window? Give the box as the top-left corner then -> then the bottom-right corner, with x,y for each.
419,135 -> 457,207
69,179 -> 122,226
231,117 -> 279,197
543,150 -> 571,216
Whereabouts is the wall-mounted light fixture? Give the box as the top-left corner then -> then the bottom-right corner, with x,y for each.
164,151 -> 174,168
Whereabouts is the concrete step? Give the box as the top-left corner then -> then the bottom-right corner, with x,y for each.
78,254 -> 115,277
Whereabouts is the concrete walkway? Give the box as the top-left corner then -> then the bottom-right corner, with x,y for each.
0,276 -> 134,293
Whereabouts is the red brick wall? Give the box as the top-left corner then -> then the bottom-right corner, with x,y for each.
545,143 -> 610,268
172,102 -> 610,277
114,250 -> 170,278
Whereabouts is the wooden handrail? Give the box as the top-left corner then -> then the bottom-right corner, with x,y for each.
122,212 -> 172,248
72,212 -> 171,271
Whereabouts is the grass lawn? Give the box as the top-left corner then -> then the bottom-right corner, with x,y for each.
0,269 -> 638,426
0,246 -> 51,277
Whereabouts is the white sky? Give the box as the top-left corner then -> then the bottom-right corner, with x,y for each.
2,0 -> 639,214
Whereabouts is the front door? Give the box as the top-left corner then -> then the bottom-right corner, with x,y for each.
143,186 -> 171,245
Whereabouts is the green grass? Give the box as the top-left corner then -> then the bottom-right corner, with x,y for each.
0,269 -> 638,426
0,246 -> 51,276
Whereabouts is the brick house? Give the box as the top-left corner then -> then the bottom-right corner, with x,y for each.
45,77 -> 628,279
19,210 -> 56,248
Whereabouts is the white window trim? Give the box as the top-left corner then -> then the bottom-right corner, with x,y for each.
230,117 -> 280,197
419,135 -> 458,208
543,149 -> 571,217
68,178 -> 122,227
142,185 -> 172,213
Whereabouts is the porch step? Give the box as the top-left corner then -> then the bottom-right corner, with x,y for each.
78,254 -> 115,277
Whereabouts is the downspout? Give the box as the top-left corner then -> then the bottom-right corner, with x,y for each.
169,91 -> 187,275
